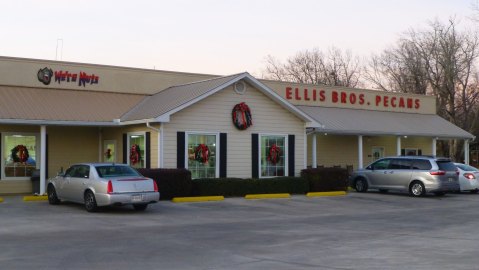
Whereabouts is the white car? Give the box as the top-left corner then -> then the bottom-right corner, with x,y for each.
47,163 -> 160,212
454,163 -> 479,193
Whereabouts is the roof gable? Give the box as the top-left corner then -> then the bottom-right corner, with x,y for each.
120,72 -> 319,126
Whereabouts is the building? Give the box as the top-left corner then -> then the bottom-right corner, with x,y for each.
0,56 -> 473,194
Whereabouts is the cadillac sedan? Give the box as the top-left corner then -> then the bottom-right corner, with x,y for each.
47,163 -> 160,212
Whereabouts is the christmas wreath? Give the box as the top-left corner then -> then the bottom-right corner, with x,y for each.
232,102 -> 253,130
104,148 -> 112,159
194,144 -> 209,164
130,144 -> 141,165
11,144 -> 30,163
267,144 -> 281,165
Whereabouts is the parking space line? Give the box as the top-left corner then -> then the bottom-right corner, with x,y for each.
0,197 -> 3,203
172,196 -> 224,203
306,191 -> 347,197
23,195 -> 48,202
244,193 -> 291,199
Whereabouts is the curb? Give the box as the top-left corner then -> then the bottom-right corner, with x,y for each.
23,195 -> 48,202
0,197 -> 3,203
172,196 -> 224,203
306,191 -> 347,197
245,193 -> 291,200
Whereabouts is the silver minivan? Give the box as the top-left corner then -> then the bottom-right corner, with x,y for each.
350,156 -> 460,196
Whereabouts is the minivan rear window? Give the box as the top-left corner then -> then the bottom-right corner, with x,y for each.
436,161 -> 456,171
412,160 -> 432,170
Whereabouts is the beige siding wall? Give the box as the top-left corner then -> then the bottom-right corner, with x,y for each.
307,135 -> 433,170
163,84 -> 306,178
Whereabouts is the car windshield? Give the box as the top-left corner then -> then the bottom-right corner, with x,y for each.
455,164 -> 479,172
95,165 -> 142,178
436,160 -> 457,171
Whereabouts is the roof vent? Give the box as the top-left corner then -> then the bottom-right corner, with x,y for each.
234,81 -> 246,95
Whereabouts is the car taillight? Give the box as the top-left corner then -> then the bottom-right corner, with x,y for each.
464,173 -> 476,180
153,180 -> 158,192
107,180 -> 113,194
430,170 -> 446,176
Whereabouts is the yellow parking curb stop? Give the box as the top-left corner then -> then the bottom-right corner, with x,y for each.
172,196 -> 224,203
306,191 -> 347,197
245,193 -> 291,200
23,195 -> 48,202
0,197 -> 3,203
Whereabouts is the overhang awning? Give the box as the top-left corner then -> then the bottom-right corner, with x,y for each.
297,106 -> 474,140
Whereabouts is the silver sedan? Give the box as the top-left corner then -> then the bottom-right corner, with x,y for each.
47,163 -> 160,212
454,163 -> 479,193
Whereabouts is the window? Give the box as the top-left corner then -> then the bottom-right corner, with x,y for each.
412,159 -> 432,170
128,133 -> 145,169
371,159 -> 390,170
103,140 -> 116,163
65,165 -> 90,178
390,159 -> 412,169
260,135 -> 287,177
187,133 -> 218,179
2,133 -> 39,179
405,148 -> 418,156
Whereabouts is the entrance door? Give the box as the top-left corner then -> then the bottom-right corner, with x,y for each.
372,147 -> 384,162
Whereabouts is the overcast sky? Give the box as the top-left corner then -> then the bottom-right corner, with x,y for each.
0,0 -> 476,76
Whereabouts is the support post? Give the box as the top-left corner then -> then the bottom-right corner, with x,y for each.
312,133 -> 317,168
396,136 -> 401,156
432,138 -> 437,157
358,135 -> 363,169
465,139 -> 470,165
40,125 -> 47,195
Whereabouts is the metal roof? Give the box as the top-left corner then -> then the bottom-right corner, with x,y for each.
0,85 -> 145,125
297,106 -> 474,139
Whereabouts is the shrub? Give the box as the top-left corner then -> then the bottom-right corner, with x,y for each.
301,167 -> 349,192
191,177 -> 309,197
137,168 -> 192,200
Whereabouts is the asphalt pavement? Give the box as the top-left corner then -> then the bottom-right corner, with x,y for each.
1,191 -> 479,270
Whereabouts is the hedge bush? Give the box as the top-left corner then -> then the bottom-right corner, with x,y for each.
301,167 -> 349,192
137,168 -> 192,200
191,177 -> 309,197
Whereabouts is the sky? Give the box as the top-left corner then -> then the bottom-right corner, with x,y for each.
0,0 -> 477,76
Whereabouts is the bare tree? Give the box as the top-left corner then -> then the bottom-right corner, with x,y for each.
263,47 -> 362,88
366,19 -> 479,160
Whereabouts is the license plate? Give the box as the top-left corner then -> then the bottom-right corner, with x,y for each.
131,195 -> 143,202
448,178 -> 455,182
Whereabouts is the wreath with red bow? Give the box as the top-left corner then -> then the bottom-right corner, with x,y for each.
194,144 -> 210,164
11,145 -> 30,163
232,102 -> 253,130
130,144 -> 141,165
104,148 -> 112,159
267,144 -> 281,165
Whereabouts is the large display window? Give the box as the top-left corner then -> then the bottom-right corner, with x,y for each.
187,133 -> 218,179
2,133 -> 39,179
260,135 -> 287,177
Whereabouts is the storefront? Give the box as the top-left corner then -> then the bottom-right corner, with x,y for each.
0,56 -> 473,194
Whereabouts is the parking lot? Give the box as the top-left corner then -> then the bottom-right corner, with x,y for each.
1,192 -> 479,270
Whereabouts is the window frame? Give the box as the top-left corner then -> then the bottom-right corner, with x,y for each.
1,132 -> 40,180
126,132 -> 147,168
185,131 -> 220,179
258,133 -> 288,178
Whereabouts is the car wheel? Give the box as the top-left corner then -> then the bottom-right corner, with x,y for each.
355,178 -> 368,192
84,191 -> 98,212
47,185 -> 60,205
470,189 -> 479,194
133,204 -> 148,211
409,181 -> 426,197
434,191 -> 446,196
378,189 -> 388,193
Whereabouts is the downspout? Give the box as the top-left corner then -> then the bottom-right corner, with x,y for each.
146,121 -> 162,168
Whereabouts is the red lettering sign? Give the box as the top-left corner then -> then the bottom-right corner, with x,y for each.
285,87 -> 292,99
